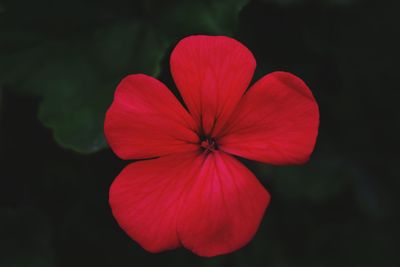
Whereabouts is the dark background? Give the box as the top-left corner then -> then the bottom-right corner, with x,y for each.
1,0 -> 399,266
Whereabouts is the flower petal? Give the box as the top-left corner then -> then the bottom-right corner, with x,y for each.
177,151 -> 270,257
109,152 -> 205,253
104,74 -> 199,160
170,35 -> 256,137
219,71 -> 319,165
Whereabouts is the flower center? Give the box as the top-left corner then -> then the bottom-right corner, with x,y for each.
200,136 -> 218,152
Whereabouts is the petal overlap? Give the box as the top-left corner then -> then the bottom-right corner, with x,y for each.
177,152 -> 270,257
109,152 -> 204,252
109,150 -> 270,257
218,71 -> 319,165
104,74 -> 199,160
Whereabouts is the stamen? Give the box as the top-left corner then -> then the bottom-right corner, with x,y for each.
200,137 -> 217,152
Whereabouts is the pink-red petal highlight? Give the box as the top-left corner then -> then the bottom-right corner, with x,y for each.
177,152 -> 270,257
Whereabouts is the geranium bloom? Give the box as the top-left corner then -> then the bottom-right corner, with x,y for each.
104,35 -> 319,257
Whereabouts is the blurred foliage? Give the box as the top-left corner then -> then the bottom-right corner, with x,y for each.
260,0 -> 357,6
0,0 -> 248,153
1,0 -> 399,267
0,207 -> 54,267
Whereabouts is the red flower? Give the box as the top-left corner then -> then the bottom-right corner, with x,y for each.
104,35 -> 319,257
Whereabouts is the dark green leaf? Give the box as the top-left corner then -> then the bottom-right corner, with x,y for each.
0,0 -> 248,153
0,207 -> 54,267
